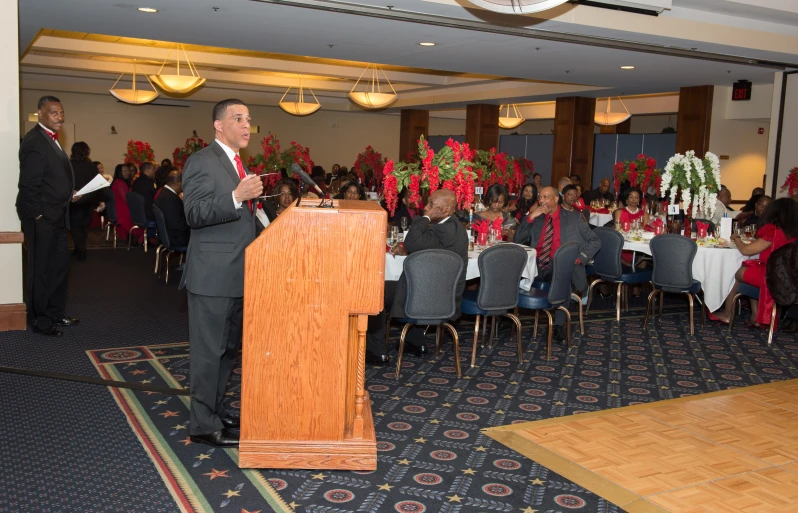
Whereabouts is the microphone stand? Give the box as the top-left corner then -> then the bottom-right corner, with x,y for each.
296,179 -> 304,207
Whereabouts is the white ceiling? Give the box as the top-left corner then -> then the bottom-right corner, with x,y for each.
17,0 -> 798,112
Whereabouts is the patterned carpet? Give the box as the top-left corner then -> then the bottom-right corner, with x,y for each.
1,237 -> 797,513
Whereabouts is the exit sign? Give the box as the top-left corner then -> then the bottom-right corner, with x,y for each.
732,80 -> 752,101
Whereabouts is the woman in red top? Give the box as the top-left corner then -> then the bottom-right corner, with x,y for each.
613,187 -> 649,227
714,198 -> 798,327
111,163 -> 143,243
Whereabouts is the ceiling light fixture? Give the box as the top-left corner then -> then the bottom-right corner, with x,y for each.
594,97 -> 631,126
464,0 -> 569,14
418,42 -> 436,46
498,103 -> 525,129
137,7 -> 158,13
279,75 -> 321,116
149,44 -> 206,94
348,64 -> 398,109
621,65 -> 636,70
109,60 -> 159,105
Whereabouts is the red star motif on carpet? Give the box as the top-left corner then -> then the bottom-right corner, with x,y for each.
159,410 -> 179,418
202,468 -> 231,480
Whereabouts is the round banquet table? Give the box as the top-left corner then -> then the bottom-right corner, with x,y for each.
385,244 -> 538,290
589,212 -> 613,227
622,240 -> 751,312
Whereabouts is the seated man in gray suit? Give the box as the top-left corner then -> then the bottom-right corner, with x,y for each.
515,186 -> 601,343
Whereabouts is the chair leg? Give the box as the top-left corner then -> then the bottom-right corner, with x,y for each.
571,293 -> 585,335
113,228 -> 117,249
504,313 -> 523,365
533,310 -> 539,339
481,317 -> 487,347
659,290 -> 664,316
767,305 -> 777,346
126,230 -> 134,251
165,251 -> 172,284
701,291 -> 706,327
154,245 -> 163,274
384,315 -> 391,355
435,325 -> 442,357
643,288 -> 657,329
729,293 -> 742,333
471,315 -> 481,368
395,323 -> 413,379
179,253 -> 184,266
543,310 -> 554,358
489,317 -> 496,348
616,282 -> 623,322
684,292 -> 695,336
586,278 -> 602,314
144,232 -> 148,253
558,306 -> 572,348
443,323 -> 461,378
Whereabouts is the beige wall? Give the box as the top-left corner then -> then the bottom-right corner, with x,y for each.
766,73 -> 798,199
1,0 -> 22,305
20,90 -> 465,171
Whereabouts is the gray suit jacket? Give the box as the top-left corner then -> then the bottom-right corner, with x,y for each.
514,207 -> 601,293
180,141 -> 256,297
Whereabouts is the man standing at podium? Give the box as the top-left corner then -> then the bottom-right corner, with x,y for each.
180,99 -> 263,447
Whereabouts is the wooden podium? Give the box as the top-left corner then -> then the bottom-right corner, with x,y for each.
238,200 -> 386,470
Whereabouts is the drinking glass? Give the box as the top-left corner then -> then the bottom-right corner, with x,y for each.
386,232 -> 398,251
744,225 -> 754,240
400,217 -> 408,232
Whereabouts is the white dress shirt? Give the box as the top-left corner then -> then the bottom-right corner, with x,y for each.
39,122 -> 63,152
215,138 -> 245,209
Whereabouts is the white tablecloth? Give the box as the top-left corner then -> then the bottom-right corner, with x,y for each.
385,244 -> 538,290
622,240 -> 750,312
589,212 -> 613,227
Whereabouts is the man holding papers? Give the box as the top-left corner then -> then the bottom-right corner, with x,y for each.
16,96 -> 81,337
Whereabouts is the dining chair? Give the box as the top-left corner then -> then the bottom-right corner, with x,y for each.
460,244 -> 527,367
644,234 -> 705,335
517,242 -> 579,358
152,205 -> 187,285
126,192 -> 157,252
393,249 -> 464,379
728,283 -> 784,346
586,227 -> 653,321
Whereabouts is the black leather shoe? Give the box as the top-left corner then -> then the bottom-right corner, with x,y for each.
54,317 -> 80,326
190,429 -> 239,447
552,326 -> 566,344
221,416 -> 240,429
407,343 -> 427,358
32,325 -> 63,337
365,352 -> 391,366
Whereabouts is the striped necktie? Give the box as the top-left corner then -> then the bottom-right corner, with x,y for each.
538,215 -> 554,269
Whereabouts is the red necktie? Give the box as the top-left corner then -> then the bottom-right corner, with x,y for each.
538,215 -> 554,270
49,131 -> 58,141
234,155 -> 252,213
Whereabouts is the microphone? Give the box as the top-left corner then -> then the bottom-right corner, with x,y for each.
290,163 -> 324,196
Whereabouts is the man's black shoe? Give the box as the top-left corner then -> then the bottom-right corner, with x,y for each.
32,325 -> 63,337
365,352 -> 391,366
221,416 -> 240,429
54,317 -> 80,326
552,325 -> 566,344
189,429 -> 239,447
407,343 -> 427,358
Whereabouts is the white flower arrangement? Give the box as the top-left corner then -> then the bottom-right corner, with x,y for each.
660,150 -> 721,220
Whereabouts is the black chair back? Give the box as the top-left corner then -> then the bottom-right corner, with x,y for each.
152,205 -> 171,249
476,244 -> 528,314
548,242 -> 579,306
650,234 -> 697,292
403,249 -> 464,321
592,227 -> 624,281
127,192 -> 148,226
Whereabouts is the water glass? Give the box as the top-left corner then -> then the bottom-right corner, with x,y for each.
400,217 -> 408,232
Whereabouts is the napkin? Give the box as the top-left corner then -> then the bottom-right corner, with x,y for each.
472,220 -> 490,235
644,218 -> 664,232
491,217 -> 503,231
590,208 -> 610,214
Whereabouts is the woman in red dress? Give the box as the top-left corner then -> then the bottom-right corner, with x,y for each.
111,163 -> 143,243
714,198 -> 798,327
613,188 -> 650,269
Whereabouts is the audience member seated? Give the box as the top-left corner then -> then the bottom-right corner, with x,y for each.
386,189 -> 416,230
474,184 -> 516,240
154,164 -> 170,198
561,184 -> 589,222
582,178 -> 615,205
712,198 -> 798,327
262,179 -> 299,222
614,187 -> 649,270
310,166 -> 328,197
514,183 -> 538,222
532,172 -> 542,191
131,161 -> 157,222
94,161 -> 113,183
514,186 -> 601,342
557,176 -> 572,195
751,187 -> 765,197
739,195 -> 772,229
570,174 -> 581,190
710,186 -> 736,226
112,164 -> 143,244
160,158 -> 172,169
154,170 -> 190,247
365,190 -> 469,365
336,181 -> 367,201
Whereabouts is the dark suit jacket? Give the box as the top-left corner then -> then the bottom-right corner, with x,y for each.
180,141 -> 257,297
131,174 -> 157,221
17,125 -> 74,227
155,187 -> 190,247
391,216 -> 469,319
514,208 -> 601,293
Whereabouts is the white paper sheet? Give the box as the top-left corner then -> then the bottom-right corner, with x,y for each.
74,174 -> 110,196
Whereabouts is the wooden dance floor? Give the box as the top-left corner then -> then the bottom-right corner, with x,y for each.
485,380 -> 798,512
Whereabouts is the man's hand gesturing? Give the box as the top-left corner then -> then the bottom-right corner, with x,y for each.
234,174 -> 264,203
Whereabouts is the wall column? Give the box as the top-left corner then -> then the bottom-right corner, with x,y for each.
399,109 -> 429,160
465,104 -> 499,151
676,85 -> 713,155
552,96 -> 596,187
0,1 -> 24,330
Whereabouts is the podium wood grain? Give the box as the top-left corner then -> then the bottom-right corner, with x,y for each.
239,200 -> 385,469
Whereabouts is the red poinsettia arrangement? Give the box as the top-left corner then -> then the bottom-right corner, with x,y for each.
353,146 -> 386,188
472,148 -> 532,194
248,134 -> 283,189
282,141 -> 314,177
612,154 -> 662,200
124,139 -> 155,168
172,136 -> 208,169
780,167 -> 798,196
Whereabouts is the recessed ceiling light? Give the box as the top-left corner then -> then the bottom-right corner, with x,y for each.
418,42 -> 436,47
137,7 -> 158,13
621,65 -> 635,70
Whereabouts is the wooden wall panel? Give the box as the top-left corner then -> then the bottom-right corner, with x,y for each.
0,303 -> 26,331
552,97 -> 597,188
676,85 -> 713,155
465,104 -> 500,151
399,109 -> 429,160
